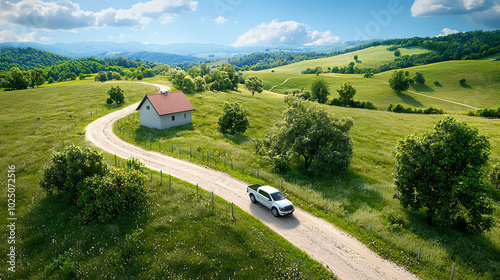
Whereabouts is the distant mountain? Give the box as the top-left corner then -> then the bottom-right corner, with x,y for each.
98,51 -> 206,65
0,40 -> 374,59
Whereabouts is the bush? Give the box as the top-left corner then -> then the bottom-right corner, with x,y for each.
363,72 -> 374,78
218,102 -> 250,134
77,168 -> 148,223
490,164 -> 500,189
433,80 -> 441,86
40,145 -> 148,223
459,78 -> 467,86
388,104 -> 444,115
40,145 -> 107,195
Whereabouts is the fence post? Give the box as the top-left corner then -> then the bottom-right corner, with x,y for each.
208,151 -> 210,161
150,170 -> 152,181
160,170 -> 162,185
369,223 -> 372,236
231,159 -> 233,169
211,191 -> 214,207
417,246 -> 421,261
451,263 -> 455,280
306,193 -> 308,204
196,183 -> 199,198
190,147 -> 192,157
273,240 -> 276,255
231,202 -> 234,219
347,213 -> 349,225
169,174 -> 171,188
114,154 -> 117,166
180,145 -> 182,155
298,260 -> 301,277
171,143 -> 173,153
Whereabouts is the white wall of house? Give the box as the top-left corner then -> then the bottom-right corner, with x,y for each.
139,99 -> 162,129
139,98 -> 193,129
160,111 -> 192,129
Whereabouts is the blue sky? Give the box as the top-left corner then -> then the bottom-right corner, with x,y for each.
0,0 -> 499,46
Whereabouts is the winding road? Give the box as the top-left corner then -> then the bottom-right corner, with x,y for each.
85,83 -> 419,280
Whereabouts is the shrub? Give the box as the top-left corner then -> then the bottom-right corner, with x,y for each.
459,78 -> 467,86
46,252 -> 78,278
40,145 -> 107,195
218,102 -> 250,134
433,80 -> 441,86
388,104 -> 444,115
363,72 -> 374,78
77,168 -> 148,223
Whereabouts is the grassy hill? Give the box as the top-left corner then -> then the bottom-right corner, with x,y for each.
259,45 -> 431,74
113,80 -> 500,279
0,80 -> 333,279
245,59 -> 500,112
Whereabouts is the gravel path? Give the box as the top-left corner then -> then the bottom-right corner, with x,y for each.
85,83 -> 419,280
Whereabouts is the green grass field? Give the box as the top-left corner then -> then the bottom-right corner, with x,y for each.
114,81 -> 500,279
245,59 -> 500,112
0,80 -> 334,279
257,45 -> 431,74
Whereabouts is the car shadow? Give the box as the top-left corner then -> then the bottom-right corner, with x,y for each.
248,201 -> 300,230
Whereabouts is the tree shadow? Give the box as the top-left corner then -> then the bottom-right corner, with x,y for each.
134,123 -> 195,142
356,60 -> 363,64
224,133 -> 251,145
21,192 -> 150,273
460,83 -> 472,89
397,92 -> 423,107
411,83 -> 434,92
286,168 -> 385,213
406,210 -> 500,277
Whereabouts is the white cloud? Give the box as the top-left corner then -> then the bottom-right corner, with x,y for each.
214,16 -> 228,24
437,28 -> 460,36
411,0 -> 495,16
0,0 -> 198,31
0,30 -> 36,42
233,20 -> 340,47
411,0 -> 500,28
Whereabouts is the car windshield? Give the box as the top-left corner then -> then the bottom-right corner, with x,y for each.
270,192 -> 285,201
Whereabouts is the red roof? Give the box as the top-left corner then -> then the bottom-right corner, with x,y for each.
136,90 -> 195,116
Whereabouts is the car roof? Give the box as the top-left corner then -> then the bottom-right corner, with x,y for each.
259,185 -> 280,194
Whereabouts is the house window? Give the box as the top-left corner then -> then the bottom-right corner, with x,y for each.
184,113 -> 187,119
146,105 -> 150,110
172,115 -> 175,121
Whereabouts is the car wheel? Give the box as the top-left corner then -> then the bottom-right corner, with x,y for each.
272,207 -> 279,217
250,194 -> 256,203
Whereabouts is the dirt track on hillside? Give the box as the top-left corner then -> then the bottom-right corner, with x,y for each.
85,83 -> 419,280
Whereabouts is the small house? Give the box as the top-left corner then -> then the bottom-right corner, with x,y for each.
136,90 -> 195,129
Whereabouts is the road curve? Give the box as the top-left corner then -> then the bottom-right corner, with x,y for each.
85,83 -> 419,280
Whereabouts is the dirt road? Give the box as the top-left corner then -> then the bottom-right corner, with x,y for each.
85,83 -> 419,280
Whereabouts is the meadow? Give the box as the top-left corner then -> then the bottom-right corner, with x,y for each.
245,59 -> 500,112
0,80 -> 334,279
115,77 -> 500,279
258,45 -> 431,74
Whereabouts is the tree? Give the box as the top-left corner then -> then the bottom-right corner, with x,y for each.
258,97 -> 353,175
172,69 -> 187,88
389,70 -> 409,93
183,76 -> 196,92
245,76 -> 263,96
95,71 -> 107,83
107,85 -> 125,107
29,69 -> 45,88
394,117 -> 493,234
354,55 -> 358,61
413,72 -> 425,84
336,82 -> 356,103
3,67 -> 30,90
194,76 -> 206,92
394,50 -> 401,57
459,78 -> 467,86
218,102 -> 250,134
136,73 -> 144,81
310,78 -> 330,103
